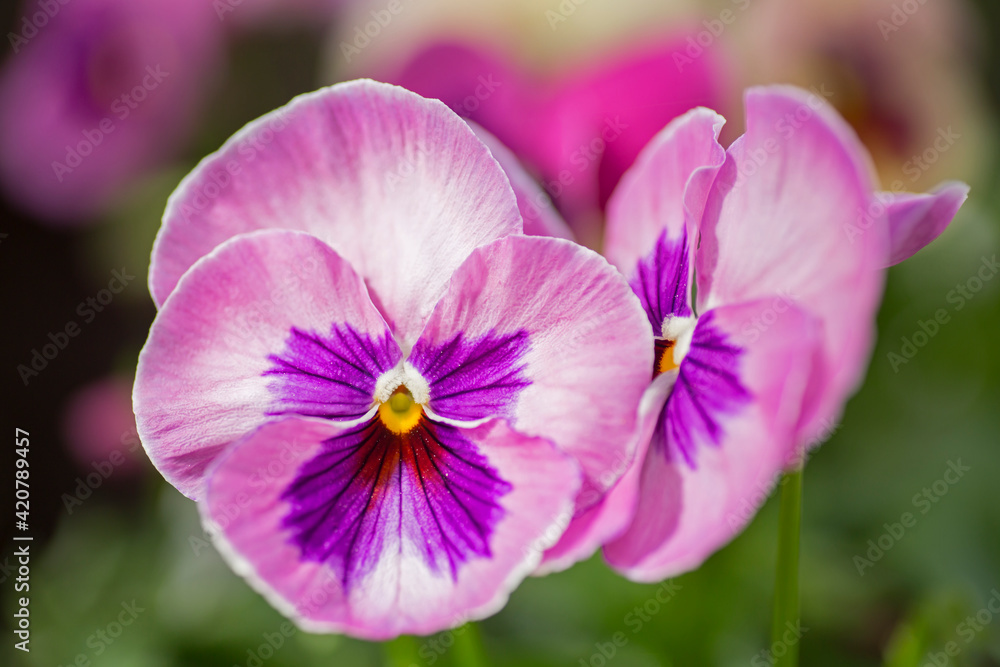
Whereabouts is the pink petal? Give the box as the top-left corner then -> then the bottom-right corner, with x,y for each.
150,80 -> 521,348
135,230 -> 396,500
604,107 -> 727,278
414,235 -> 653,518
878,181 -> 970,267
201,417 -> 580,639
535,373 -> 674,575
696,86 -> 885,446
605,298 -> 819,580
469,122 -> 573,240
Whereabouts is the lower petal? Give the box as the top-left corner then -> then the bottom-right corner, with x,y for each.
201,417 -> 580,639
605,299 -> 818,581
536,373 -> 676,575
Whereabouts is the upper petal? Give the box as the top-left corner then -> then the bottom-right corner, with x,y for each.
605,298 -> 819,580
411,235 -> 653,516
201,416 -> 580,639
878,181 -> 970,267
604,107 -> 727,279
150,80 -> 522,347
134,230 -> 398,500
696,86 -> 885,445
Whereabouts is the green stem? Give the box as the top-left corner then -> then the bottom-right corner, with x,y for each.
383,635 -> 421,667
453,623 -> 490,667
383,624 -> 490,667
771,466 -> 803,667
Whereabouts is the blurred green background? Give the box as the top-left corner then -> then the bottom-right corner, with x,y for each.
2,0 -> 998,665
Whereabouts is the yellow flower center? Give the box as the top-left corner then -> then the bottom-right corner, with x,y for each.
377,387 -> 423,434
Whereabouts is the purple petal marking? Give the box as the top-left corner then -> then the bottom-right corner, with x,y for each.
265,324 -> 402,421
631,228 -> 693,332
281,417 -> 511,588
409,330 -> 531,422
660,311 -> 750,468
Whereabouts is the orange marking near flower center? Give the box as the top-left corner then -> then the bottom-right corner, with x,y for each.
655,339 -> 678,377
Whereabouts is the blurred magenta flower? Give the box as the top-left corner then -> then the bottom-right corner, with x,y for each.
61,374 -> 144,475
0,0 -> 223,224
134,81 -> 652,636
552,87 -> 967,581
380,35 -> 727,245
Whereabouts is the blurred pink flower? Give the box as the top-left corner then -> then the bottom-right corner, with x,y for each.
61,375 -> 144,475
0,0 -> 224,224
380,35 -> 727,245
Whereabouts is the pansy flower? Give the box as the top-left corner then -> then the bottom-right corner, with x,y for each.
555,86 -> 968,580
134,81 -> 652,636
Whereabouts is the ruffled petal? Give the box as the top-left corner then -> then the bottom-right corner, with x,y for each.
605,299 -> 819,580
878,181 -> 970,267
201,417 -> 580,639
604,107 -> 727,280
469,122 -> 573,240
696,86 -> 884,445
135,230 -> 398,500
150,80 -> 521,347
411,235 -> 653,515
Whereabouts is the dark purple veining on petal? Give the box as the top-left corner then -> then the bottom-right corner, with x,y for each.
409,330 -> 531,422
631,228 -> 693,332
281,417 -> 511,588
265,324 -> 402,421
659,311 -> 750,468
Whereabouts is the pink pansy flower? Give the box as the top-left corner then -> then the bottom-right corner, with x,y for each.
0,0 -> 222,224
383,36 -> 727,243
559,86 -> 967,581
134,81 -> 652,637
